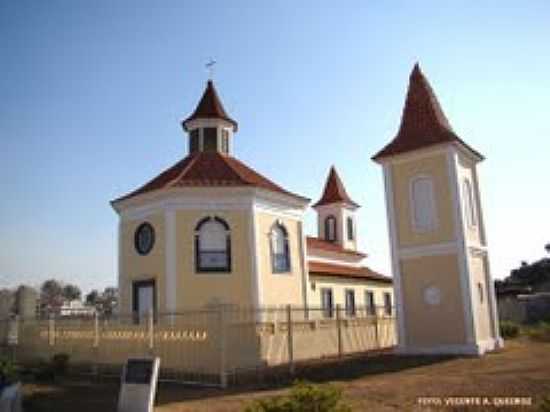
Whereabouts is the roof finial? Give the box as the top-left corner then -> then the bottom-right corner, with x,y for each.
205,58 -> 217,81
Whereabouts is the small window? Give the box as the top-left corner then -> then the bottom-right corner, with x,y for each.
325,215 -> 337,242
271,223 -> 291,273
321,288 -> 334,318
221,129 -> 229,154
365,290 -> 375,316
410,176 -> 437,232
189,129 -> 199,153
345,289 -> 356,317
383,292 -> 392,316
347,217 -> 354,241
203,127 -> 217,152
463,179 -> 477,227
134,223 -> 155,255
195,217 -> 231,272
478,282 -> 484,304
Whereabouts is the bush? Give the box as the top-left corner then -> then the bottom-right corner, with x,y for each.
527,322 -> 550,343
540,395 -> 550,412
500,321 -> 520,339
0,357 -> 19,387
51,353 -> 70,376
244,381 -> 352,412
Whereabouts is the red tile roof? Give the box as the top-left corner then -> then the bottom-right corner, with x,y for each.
182,80 -> 238,131
372,64 -> 483,161
308,260 -> 392,283
306,236 -> 367,258
113,152 -> 309,203
312,166 -> 359,208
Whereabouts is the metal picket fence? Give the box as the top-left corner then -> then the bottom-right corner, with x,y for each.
0,305 -> 396,387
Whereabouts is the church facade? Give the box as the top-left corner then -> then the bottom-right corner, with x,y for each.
112,80 -> 393,318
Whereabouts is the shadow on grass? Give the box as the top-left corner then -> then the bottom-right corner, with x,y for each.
21,350 -> 457,411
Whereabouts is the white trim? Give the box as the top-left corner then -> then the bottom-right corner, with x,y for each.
298,221 -> 309,310
383,164 -> 406,350
398,241 -> 458,259
306,254 -> 363,267
447,148 -> 477,344
117,220 -> 124,314
396,338 -> 501,356
249,203 -> 262,308
165,209 -> 177,313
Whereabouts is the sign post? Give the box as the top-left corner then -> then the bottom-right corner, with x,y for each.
117,357 -> 160,412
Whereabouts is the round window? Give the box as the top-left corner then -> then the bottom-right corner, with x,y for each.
135,223 -> 155,255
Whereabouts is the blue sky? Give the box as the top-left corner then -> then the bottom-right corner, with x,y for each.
1,1 -> 549,294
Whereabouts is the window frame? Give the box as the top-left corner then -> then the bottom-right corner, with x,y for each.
365,290 -> 375,316
346,216 -> 354,241
383,292 -> 392,316
195,216 -> 232,273
270,222 -> 291,274
324,215 -> 337,242
345,289 -> 356,317
134,222 -> 155,256
321,288 -> 334,318
409,175 -> 438,233
463,178 -> 478,228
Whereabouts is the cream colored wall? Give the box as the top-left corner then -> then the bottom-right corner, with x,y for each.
390,153 -> 455,247
308,275 -> 393,313
174,209 -> 254,309
400,254 -> 467,347
469,254 -> 492,341
457,153 -> 485,247
119,212 -> 166,315
256,211 -> 306,307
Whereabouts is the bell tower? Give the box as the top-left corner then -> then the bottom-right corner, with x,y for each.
181,80 -> 238,155
372,64 -> 502,355
313,166 -> 359,251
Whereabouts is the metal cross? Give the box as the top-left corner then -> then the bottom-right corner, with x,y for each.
205,58 -> 216,80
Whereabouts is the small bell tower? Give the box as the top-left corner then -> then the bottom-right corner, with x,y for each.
372,64 -> 502,355
181,80 -> 238,155
313,166 -> 360,251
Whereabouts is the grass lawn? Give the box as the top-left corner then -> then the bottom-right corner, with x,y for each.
22,339 -> 550,411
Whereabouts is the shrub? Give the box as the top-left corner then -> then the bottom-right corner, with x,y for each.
244,381 -> 352,412
51,353 -> 70,376
527,322 -> 550,343
500,321 -> 520,339
540,395 -> 550,412
0,357 -> 19,387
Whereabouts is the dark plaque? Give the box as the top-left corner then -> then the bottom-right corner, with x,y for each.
124,358 -> 154,384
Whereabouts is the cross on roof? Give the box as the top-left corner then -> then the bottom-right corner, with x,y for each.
205,58 -> 216,80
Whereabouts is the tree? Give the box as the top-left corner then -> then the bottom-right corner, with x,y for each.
545,243 -> 550,254
101,287 -> 118,316
40,279 -> 63,315
62,284 -> 81,301
85,290 -> 99,306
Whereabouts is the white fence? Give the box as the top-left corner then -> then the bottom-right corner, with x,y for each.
1,305 -> 396,387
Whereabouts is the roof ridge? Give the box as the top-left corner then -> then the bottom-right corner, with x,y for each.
166,152 -> 202,187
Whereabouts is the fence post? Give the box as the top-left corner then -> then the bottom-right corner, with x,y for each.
48,314 -> 55,347
148,309 -> 154,354
92,312 -> 100,379
286,305 -> 294,375
336,304 -> 343,358
218,307 -> 227,388
374,306 -> 380,349
8,315 -> 19,363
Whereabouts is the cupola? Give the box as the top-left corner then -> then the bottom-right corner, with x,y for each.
181,80 -> 238,155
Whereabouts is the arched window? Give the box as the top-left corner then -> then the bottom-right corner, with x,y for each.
271,223 -> 291,273
195,217 -> 231,272
347,216 -> 354,241
325,215 -> 337,242
463,179 -> 477,227
410,176 -> 437,232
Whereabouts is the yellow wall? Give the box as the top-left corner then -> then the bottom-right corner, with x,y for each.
400,254 -> 467,347
256,212 -> 306,306
174,209 -> 254,309
390,153 -> 455,247
119,213 -> 166,315
457,153 -> 484,247
469,254 -> 492,341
